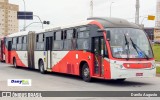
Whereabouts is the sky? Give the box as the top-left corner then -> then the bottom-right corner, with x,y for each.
9,0 -> 157,31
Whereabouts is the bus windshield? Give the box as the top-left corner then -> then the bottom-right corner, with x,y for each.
107,28 -> 153,59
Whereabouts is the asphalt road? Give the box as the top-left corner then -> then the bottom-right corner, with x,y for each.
0,62 -> 160,100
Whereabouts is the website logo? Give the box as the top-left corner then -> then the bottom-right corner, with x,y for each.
8,79 -> 31,86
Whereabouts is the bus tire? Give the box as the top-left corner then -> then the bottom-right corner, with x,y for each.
39,60 -> 45,74
82,63 -> 91,82
13,58 -> 18,68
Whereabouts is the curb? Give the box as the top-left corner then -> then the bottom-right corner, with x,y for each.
156,64 -> 160,67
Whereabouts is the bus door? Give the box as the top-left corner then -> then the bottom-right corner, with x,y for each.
93,37 -> 104,77
46,37 -> 53,69
8,40 -> 12,63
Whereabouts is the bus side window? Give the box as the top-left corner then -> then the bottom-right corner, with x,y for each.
36,35 -> 39,42
77,27 -> 90,50
17,36 -> 22,50
22,36 -> 27,50
63,29 -> 74,50
63,30 -> 67,40
53,31 -> 63,50
12,37 -> 17,50
17,37 -> 19,44
73,29 -> 77,38
54,32 -> 56,40
36,33 -> 44,50
72,29 -> 77,49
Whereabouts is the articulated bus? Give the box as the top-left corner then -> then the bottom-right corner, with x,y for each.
0,17 -> 156,82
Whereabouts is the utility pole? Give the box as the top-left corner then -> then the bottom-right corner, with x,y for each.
22,0 -> 26,31
135,0 -> 140,25
90,0 -> 93,17
110,2 -> 114,17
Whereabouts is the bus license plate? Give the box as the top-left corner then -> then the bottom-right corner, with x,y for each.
136,73 -> 143,76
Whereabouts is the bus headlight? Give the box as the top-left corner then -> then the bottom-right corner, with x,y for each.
114,64 -> 124,69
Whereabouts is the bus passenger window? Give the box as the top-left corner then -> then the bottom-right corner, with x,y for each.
64,31 -> 67,39
54,32 -> 56,40
36,35 -> 39,42
73,29 -> 77,38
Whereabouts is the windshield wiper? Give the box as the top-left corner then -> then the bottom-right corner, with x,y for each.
130,38 -> 149,60
124,34 -> 130,60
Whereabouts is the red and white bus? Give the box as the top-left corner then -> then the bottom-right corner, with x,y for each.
2,17 -> 156,82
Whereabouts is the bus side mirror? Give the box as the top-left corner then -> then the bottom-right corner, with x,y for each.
106,30 -> 111,41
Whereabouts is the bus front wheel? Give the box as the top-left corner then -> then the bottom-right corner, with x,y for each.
82,63 -> 91,82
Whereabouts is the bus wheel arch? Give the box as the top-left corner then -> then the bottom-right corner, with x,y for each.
79,61 -> 91,82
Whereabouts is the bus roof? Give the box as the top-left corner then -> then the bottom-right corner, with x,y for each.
7,17 -> 140,37
41,20 -> 94,32
7,20 -> 94,37
7,31 -> 29,37
87,17 -> 140,29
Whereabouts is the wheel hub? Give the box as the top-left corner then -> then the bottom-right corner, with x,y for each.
84,68 -> 89,77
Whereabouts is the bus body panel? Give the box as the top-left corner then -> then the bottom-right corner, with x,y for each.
16,51 -> 28,67
4,46 -> 10,64
51,51 -> 93,76
109,59 -> 156,79
10,50 -> 27,67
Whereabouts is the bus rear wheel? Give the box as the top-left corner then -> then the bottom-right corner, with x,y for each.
82,63 -> 91,82
39,60 -> 45,74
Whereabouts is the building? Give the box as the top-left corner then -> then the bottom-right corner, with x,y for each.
154,27 -> 160,41
0,0 -> 19,36
144,27 -> 160,41
144,28 -> 154,40
156,0 -> 160,27
155,0 -> 160,40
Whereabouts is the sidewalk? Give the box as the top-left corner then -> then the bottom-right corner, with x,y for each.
156,62 -> 160,67
156,73 -> 160,77
156,62 -> 160,77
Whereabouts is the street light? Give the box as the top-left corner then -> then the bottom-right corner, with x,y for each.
21,22 -> 41,31
141,16 -> 147,25
90,0 -> 93,17
33,15 -> 44,29
22,0 -> 26,31
110,2 -> 114,17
